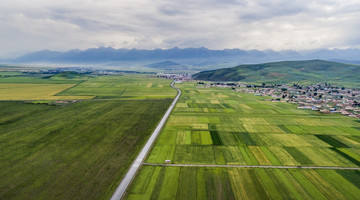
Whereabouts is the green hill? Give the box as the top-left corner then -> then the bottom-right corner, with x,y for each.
49,72 -> 89,80
192,60 -> 360,87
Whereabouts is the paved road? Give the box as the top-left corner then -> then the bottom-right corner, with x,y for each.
143,163 -> 360,170
109,81 -> 181,200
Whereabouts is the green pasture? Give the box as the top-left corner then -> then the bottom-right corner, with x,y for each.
126,166 -> 360,200
0,73 -> 175,100
0,100 -> 171,200
58,74 -> 177,99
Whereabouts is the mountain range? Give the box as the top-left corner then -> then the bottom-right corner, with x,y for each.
5,47 -> 360,69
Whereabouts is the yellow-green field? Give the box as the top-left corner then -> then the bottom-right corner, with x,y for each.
0,73 -> 176,100
125,81 -> 360,199
0,83 -> 94,100
57,74 -> 177,99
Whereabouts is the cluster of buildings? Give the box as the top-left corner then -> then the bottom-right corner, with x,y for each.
44,67 -> 138,75
238,83 -> 360,118
44,67 -> 93,74
197,82 -> 360,118
155,73 -> 192,81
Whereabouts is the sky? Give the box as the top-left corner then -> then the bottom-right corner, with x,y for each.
1,0 -> 360,58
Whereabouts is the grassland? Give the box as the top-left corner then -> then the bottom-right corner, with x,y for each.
125,81 -> 360,199
0,73 -> 176,100
0,71 -> 91,100
58,74 -> 177,99
0,71 -> 177,199
0,98 -> 171,200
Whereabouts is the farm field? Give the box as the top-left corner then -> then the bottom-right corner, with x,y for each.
58,74 -> 177,99
0,71 -> 177,199
0,83 -> 94,100
0,73 -> 176,100
125,81 -> 360,199
126,166 -> 360,200
0,99 -> 171,200
146,82 -> 360,167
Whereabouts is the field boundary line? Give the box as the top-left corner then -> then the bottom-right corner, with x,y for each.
53,80 -> 87,96
142,163 -> 360,170
109,80 -> 181,200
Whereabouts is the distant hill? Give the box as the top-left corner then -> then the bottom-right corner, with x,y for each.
11,47 -> 360,67
47,72 -> 90,80
192,60 -> 360,87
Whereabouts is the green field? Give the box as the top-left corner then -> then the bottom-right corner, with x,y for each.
0,72 -> 176,199
0,73 -> 176,100
58,74 -> 177,99
125,81 -> 360,199
146,82 -> 360,167
2,68 -> 360,199
0,99 -> 171,200
127,166 -> 360,200
0,83 -> 94,100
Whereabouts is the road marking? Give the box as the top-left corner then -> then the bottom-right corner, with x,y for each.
142,163 -> 360,170
109,81 -> 181,200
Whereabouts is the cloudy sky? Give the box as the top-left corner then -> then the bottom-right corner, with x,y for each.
1,0 -> 360,58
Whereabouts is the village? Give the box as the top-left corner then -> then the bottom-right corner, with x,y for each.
155,72 -> 192,82
197,82 -> 360,118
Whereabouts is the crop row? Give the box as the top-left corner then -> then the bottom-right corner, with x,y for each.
126,166 -> 360,200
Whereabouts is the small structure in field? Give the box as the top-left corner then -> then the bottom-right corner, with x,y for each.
165,160 -> 171,164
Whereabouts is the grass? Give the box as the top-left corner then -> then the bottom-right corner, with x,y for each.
125,81 -> 360,199
0,100 -> 171,200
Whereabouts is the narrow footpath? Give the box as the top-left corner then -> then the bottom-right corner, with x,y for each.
110,81 -> 181,200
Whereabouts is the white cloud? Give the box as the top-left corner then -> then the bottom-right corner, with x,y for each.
0,0 -> 360,58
